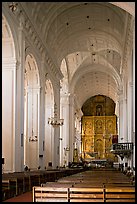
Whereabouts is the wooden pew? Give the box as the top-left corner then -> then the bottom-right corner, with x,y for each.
33,186 -> 69,202
42,181 -> 104,189
2,168 -> 84,201
41,182 -> 74,188
23,173 -> 31,192
2,177 -> 18,197
69,187 -> 104,202
2,180 -> 13,201
33,186 -> 104,202
33,185 -> 135,202
104,186 -> 135,202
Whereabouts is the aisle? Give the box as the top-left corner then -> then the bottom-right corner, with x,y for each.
3,191 -> 33,202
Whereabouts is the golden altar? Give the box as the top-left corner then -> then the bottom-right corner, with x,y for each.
81,116 -> 117,161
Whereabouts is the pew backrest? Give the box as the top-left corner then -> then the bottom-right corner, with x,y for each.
33,185 -> 135,202
104,186 -> 135,202
69,187 -> 104,202
33,186 -> 69,202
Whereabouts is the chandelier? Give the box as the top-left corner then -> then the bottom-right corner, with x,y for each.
64,146 -> 70,151
9,2 -> 18,12
29,130 -> 38,142
48,103 -> 64,127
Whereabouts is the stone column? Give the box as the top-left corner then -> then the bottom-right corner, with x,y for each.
2,60 -> 17,172
69,94 -> 75,162
118,90 -> 124,142
45,103 -> 53,168
122,98 -> 128,142
14,16 -> 25,172
34,87 -> 41,169
127,47 -> 133,143
60,94 -> 70,167
38,66 -> 45,170
120,76 -> 128,143
132,21 -> 135,169
126,86 -> 132,169
52,84 -> 60,169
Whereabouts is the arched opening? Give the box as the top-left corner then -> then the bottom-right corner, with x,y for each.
24,54 -> 40,169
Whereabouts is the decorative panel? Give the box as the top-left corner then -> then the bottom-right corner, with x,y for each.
81,116 -> 117,161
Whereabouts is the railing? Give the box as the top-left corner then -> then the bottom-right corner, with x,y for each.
110,143 -> 133,158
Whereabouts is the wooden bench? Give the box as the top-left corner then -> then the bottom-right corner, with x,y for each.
33,186 -> 104,202
69,187 -> 104,202
2,173 -> 25,196
33,185 -> 135,202
104,186 -> 135,202
33,186 -> 69,202
41,182 -> 74,188
2,178 -> 17,198
2,180 -> 13,201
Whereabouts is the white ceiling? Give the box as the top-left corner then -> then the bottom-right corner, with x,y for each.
20,2 -> 134,107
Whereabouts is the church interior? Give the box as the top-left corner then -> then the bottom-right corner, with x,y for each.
2,2 -> 135,202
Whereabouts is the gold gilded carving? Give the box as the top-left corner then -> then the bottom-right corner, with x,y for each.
85,139 -> 90,150
82,116 -> 117,161
95,119 -> 103,133
84,120 -> 93,135
73,148 -> 78,162
94,138 -> 104,159
106,119 -> 114,133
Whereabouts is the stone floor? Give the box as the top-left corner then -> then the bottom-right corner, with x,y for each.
3,191 -> 33,202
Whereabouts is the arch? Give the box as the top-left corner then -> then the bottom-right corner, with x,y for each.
70,63 -> 122,96
2,15 -> 16,60
25,54 -> 40,87
24,53 -> 40,169
25,46 -> 43,88
2,8 -> 20,61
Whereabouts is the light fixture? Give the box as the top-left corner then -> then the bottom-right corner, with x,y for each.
29,130 -> 38,142
9,2 -> 18,12
64,146 -> 70,151
48,103 -> 64,127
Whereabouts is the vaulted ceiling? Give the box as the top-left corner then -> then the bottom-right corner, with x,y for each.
20,2 -> 134,107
